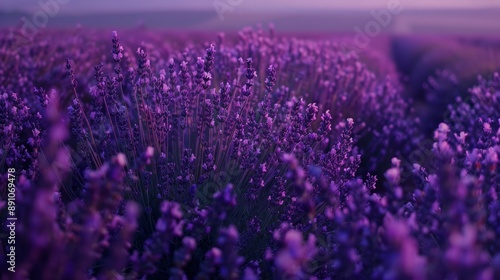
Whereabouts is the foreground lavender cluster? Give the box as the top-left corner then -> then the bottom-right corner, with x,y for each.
0,28 -> 499,279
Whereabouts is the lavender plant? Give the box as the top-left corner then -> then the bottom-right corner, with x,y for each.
0,27 -> 499,280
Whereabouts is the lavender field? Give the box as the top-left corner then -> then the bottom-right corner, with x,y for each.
1,9 -> 500,280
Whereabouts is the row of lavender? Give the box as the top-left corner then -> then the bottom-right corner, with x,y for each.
0,28 -> 499,279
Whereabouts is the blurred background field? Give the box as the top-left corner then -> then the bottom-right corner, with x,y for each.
4,6 -> 500,134
1,8 -> 500,33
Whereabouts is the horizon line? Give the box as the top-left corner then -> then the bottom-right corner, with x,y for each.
2,6 -> 500,15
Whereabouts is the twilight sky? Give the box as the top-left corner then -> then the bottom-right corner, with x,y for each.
1,0 -> 500,13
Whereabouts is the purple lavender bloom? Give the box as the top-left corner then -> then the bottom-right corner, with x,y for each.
1,26 -> 499,280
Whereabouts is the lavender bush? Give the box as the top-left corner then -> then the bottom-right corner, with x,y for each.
0,27 -> 499,279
